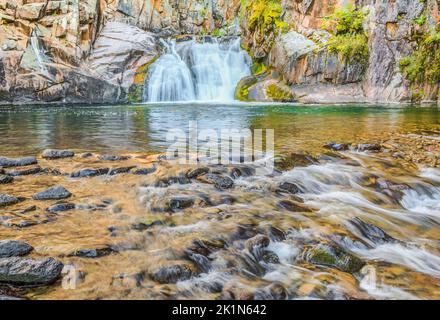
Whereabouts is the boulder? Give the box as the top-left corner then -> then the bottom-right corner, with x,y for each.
0,157 -> 37,168
46,203 -> 75,213
41,149 -> 75,159
0,240 -> 33,258
0,194 -> 24,207
6,166 -> 41,176
303,243 -> 365,273
151,264 -> 193,284
70,168 -> 109,178
33,186 -> 72,200
0,257 -> 63,285
0,175 -> 13,184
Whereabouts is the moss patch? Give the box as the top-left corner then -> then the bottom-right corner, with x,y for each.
265,83 -> 294,102
128,54 -> 160,103
235,75 -> 258,101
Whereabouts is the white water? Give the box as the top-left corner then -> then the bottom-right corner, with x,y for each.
30,29 -> 52,80
144,37 -> 251,102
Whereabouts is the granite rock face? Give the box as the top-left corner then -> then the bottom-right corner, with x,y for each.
1,0 -> 439,104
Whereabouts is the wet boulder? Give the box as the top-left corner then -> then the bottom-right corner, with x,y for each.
0,194 -> 24,207
186,167 -> 210,179
349,218 -> 397,246
230,224 -> 259,241
254,283 -> 288,300
69,247 -> 113,258
0,156 -> 37,168
324,143 -> 350,152
303,243 -> 365,273
277,200 -> 312,212
0,175 -> 13,184
0,257 -> 63,285
201,173 -> 234,190
41,149 -> 75,159
185,251 -> 211,273
151,264 -> 194,284
275,153 -> 318,171
33,186 -> 72,200
262,251 -> 280,264
262,225 -> 286,242
245,235 -> 270,252
131,220 -> 164,231
109,166 -> 137,175
229,166 -> 255,179
0,240 -> 33,258
98,154 -> 130,161
168,197 -> 195,212
185,238 -> 226,257
153,175 -> 190,187
356,144 -> 381,152
70,168 -> 109,178
6,166 -> 41,176
132,167 -> 156,175
276,182 -> 300,194
46,203 -> 75,213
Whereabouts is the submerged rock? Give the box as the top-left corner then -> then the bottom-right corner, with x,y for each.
98,154 -> 130,161
151,264 -> 193,284
276,182 -> 300,194
33,186 -> 72,200
131,220 -> 164,231
324,143 -> 350,152
6,166 -> 41,176
349,218 -> 397,246
201,173 -> 234,190
46,203 -> 75,213
0,194 -> 24,207
356,144 -> 381,152
262,225 -> 286,242
0,156 -> 37,168
187,167 -> 210,179
69,247 -> 113,258
0,175 -> 13,184
229,166 -> 255,179
0,257 -> 63,285
70,168 -> 109,178
168,197 -> 195,212
275,153 -> 318,171
132,167 -> 156,175
153,175 -> 191,187
41,149 -> 75,159
303,243 -> 365,273
109,166 -> 137,175
254,283 -> 288,300
262,251 -> 280,264
277,200 -> 312,212
0,240 -> 33,258
245,235 -> 270,252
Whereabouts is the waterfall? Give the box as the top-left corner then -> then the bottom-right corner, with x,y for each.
143,37 -> 251,103
30,29 -> 51,80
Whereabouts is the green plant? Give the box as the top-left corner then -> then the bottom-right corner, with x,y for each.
323,5 -> 369,65
414,14 -> 427,26
266,83 -> 294,102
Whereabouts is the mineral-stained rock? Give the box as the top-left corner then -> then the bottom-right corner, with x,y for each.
0,240 -> 33,258
0,257 -> 64,285
303,243 -> 365,273
0,157 -> 37,168
41,149 -> 75,159
151,264 -> 194,284
33,186 -> 72,200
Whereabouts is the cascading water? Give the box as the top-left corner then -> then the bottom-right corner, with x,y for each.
143,37 -> 251,102
30,29 -> 52,80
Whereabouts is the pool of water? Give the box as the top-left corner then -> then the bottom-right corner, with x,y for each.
1,103 -> 439,156
1,103 -> 439,300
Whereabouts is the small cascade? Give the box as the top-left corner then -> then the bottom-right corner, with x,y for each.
143,37 -> 251,102
30,29 -> 52,79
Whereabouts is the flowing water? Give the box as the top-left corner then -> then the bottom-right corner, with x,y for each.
0,103 -> 439,300
144,37 -> 251,102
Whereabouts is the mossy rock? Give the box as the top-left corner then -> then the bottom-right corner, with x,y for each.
303,243 -> 365,274
265,83 -> 294,102
235,75 -> 259,101
128,54 -> 160,103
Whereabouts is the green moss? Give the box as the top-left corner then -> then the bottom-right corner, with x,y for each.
399,29 -> 440,101
266,83 -> 294,102
323,5 -> 369,65
251,61 -> 267,75
128,55 -> 160,103
235,76 -> 258,101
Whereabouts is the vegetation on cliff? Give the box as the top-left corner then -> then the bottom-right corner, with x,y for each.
400,25 -> 440,101
324,5 -> 369,65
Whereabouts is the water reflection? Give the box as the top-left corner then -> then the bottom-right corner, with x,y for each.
0,104 -> 439,156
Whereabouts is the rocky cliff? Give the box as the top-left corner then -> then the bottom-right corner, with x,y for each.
0,0 -> 439,105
